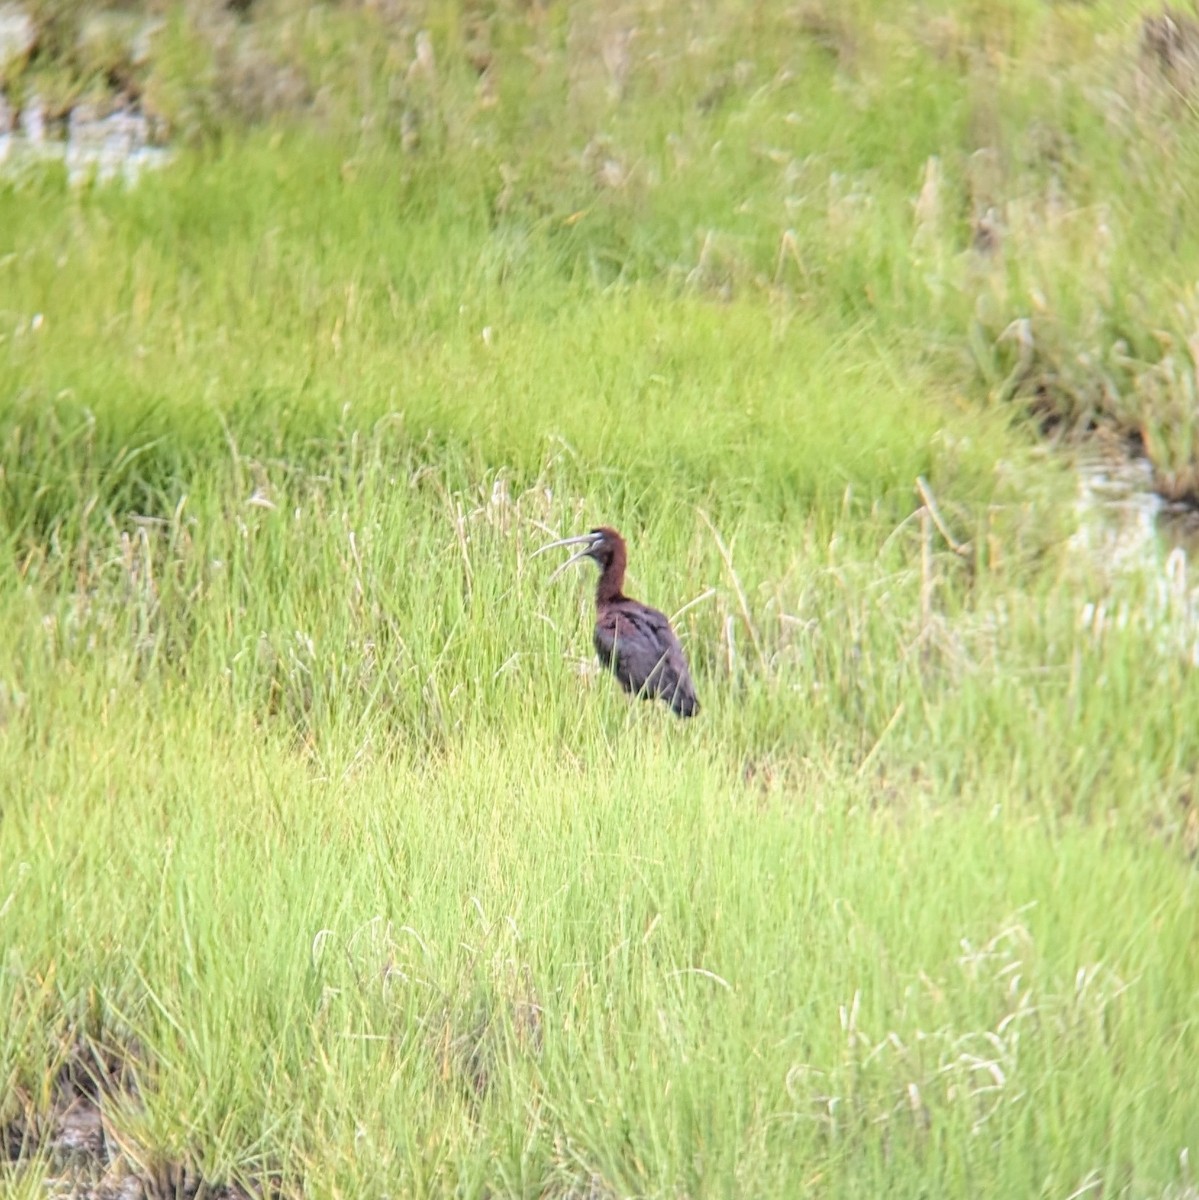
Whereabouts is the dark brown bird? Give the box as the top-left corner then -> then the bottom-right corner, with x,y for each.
535,526 -> 700,717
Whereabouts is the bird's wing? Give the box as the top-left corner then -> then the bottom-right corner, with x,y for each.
600,604 -> 700,717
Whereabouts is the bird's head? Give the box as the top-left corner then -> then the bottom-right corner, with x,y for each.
533,526 -> 626,581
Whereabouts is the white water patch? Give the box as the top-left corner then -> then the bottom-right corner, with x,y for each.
64,105 -> 173,186
1072,454 -> 1199,665
0,96 -> 172,186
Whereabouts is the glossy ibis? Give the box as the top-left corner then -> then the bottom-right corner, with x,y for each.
535,527 -> 700,717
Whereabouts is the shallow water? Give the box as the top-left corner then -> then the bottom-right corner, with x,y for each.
1072,452 -> 1199,665
0,95 -> 172,186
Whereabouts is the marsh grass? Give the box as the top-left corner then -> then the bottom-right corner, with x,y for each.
3,0 -> 1199,1195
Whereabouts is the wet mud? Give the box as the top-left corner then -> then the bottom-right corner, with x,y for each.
2,1036 -> 268,1200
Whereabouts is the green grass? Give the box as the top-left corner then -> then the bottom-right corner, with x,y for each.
3,0 -> 1199,1195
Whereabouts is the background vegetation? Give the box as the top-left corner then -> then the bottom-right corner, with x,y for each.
2,0 -> 1198,1196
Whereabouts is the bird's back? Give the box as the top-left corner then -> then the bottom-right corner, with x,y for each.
594,599 -> 699,718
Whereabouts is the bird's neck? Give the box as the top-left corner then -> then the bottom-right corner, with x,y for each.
596,551 -> 627,605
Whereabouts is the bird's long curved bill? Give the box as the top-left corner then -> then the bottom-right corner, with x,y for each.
532,533 -> 597,584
